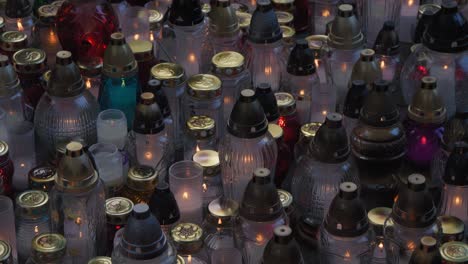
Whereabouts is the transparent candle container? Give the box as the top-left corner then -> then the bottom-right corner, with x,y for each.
219,89 -> 277,203
310,0 -> 338,34
15,190 -> 52,263
120,6 -> 150,42
120,165 -> 158,204
245,0 -> 286,92
28,165 -> 56,192
384,174 -> 440,263
292,122 -> 321,160
268,124 -> 292,188
49,142 -> 107,262
89,143 -> 124,197
275,92 -> 301,152
0,141 -> 14,197
25,233 -> 67,264
4,0 -> 35,43
171,223 -> 210,264
362,0 -> 401,47
79,58 -> 103,100
8,121 -> 35,192
236,168 -> 288,264
184,116 -> 218,161
129,40 -> 157,90
280,25 -> 296,64
184,74 -> 223,139
169,161 -> 204,224
0,31 -> 28,60
149,181 -> 181,236
34,51 -> 99,165
0,54 -> 26,130
97,109 -> 128,150
291,113 -> 358,224
210,51 -> 251,123
32,4 -> 62,69
105,197 -> 133,256
320,182 -> 372,264
193,150 -> 223,211
147,9 -> 162,60
0,195 -> 17,262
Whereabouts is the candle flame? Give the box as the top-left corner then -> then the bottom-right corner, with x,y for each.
17,20 -> 24,31
150,32 -> 154,42
251,0 -> 255,7
145,151 -> 153,160
454,196 -> 462,205
314,59 -> 320,68
380,60 -> 386,69
408,0 -> 414,6
394,195 -> 399,203
344,250 -> 351,258
202,183 -> 207,192
79,231 -> 83,238
322,9 -> 331,17
196,145 -> 201,152
443,65 -> 448,70
188,255 -> 192,263
299,90 -> 305,96
34,226 -> 39,233
407,241 -> 416,251
264,66 -> 272,76
256,233 -> 264,243
341,63 -> 347,72
20,163 -> 25,167
378,242 -> 384,249
85,79 -> 91,89
218,218 -> 222,225
183,192 -> 189,199
322,110 -> 327,116
134,34 -> 140,40
48,29 -> 58,44
189,53 -> 196,63
75,217 -> 82,225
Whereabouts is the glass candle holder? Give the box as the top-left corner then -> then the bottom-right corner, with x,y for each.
362,0 -> 401,46
89,143 -> 124,197
0,31 -> 28,60
79,58 -> 103,100
193,150 -> 223,212
211,248 -> 243,264
7,121 -> 34,192
169,161 -> 204,224
0,195 -> 17,262
33,4 -> 62,69
97,109 -> 128,150
399,0 -> 421,43
183,115 -> 218,161
28,165 -> 56,192
120,6 -> 150,43
4,16 -> 35,43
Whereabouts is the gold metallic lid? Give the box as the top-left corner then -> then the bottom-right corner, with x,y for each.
187,74 -> 222,100
277,189 -> 293,208
275,11 -> 293,26
38,4 -> 58,18
32,233 -> 67,255
300,122 -> 322,138
148,9 -> 163,30
212,51 -> 244,69
268,123 -> 284,139
202,3 -> 211,14
29,166 -> 56,191
177,255 -> 185,264
171,223 -> 204,254
0,240 -> 11,262
0,140 -> 8,157
439,241 -> 468,263
106,197 -> 134,225
193,150 -> 220,176
127,165 -> 158,191
16,190 -> 49,217
13,48 -> 47,73
236,11 -> 251,30
151,63 -> 185,88
281,26 -> 295,40
128,40 -> 153,62
208,197 -> 239,219
272,0 -> 294,4
0,31 -> 27,52
367,207 -> 392,227
439,215 -> 465,237
275,92 -> 296,116
51,0 -> 64,7
186,115 -> 216,139
87,256 -> 112,264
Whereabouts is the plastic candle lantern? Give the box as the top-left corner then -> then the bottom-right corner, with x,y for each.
120,6 -> 150,43
399,0 -> 421,42
4,0 -> 35,42
33,4 -> 62,69
362,0 -> 401,46
88,143 -> 124,196
192,150 -> 223,209
255,83 -> 280,124
275,92 -> 301,151
105,197 -> 133,256
0,31 -> 28,60
349,49 -> 382,89
148,181 -> 181,236
79,58 -> 103,100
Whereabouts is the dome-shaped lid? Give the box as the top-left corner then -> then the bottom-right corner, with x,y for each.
103,32 -> 138,78
422,1 -> 468,53
443,142 -> 468,186
168,0 -> 204,26
5,0 -> 31,18
121,203 -> 168,259
414,4 -> 441,43
359,80 -> 400,127
228,89 -> 269,138
409,236 -> 441,263
408,76 -> 447,125
256,83 -> 279,122
324,182 -> 369,237
286,38 -> 316,76
56,141 -> 98,191
438,215 -> 465,241
248,0 -> 282,44
350,49 -> 382,87
262,226 -> 305,264
0,55 -> 20,97
240,168 -> 283,222
149,181 -> 181,226
47,51 -> 85,97
391,174 -> 437,228
312,113 -> 350,163
146,79 -> 171,118
209,0 -> 239,37
343,80 -> 368,119
328,4 -> 365,50
133,92 -> 165,134
373,21 -> 400,56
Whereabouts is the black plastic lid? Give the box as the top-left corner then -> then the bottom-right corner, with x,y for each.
148,181 -> 181,226
443,143 -> 468,186
262,226 -> 304,264
145,79 -> 171,118
373,21 -> 400,56
256,83 -> 280,122
413,4 -> 441,43
133,93 -> 165,134
228,89 -> 269,138
286,38 -> 316,76
312,113 -> 350,163
391,174 -> 437,228
422,1 -> 468,53
5,0 -> 31,18
359,80 -> 400,127
240,168 -> 283,222
121,203 -> 169,259
248,0 -> 283,44
168,0 -> 204,26
324,182 -> 369,237
343,80 -> 368,119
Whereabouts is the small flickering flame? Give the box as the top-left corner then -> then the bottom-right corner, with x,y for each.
145,151 -> 153,160
75,217 -> 82,225
134,34 -> 140,40
344,250 -> 351,259
150,32 -> 154,42
314,59 -> 320,68
251,0 -> 255,7
299,90 -> 305,97
256,233 -> 264,243
20,163 -> 25,168
121,78 -> 126,87
48,29 -> 58,44
421,136 -> 427,145
278,116 -> 286,128
85,79 -> 91,89
394,195 -> 399,203
341,63 -> 347,72
407,241 -> 416,251
183,192 -> 189,199
17,20 -> 24,31
202,183 -> 207,192
408,0 -> 414,6
188,255 -> 192,263
79,231 -> 83,238
264,66 -> 272,76
380,60 -> 386,69
443,65 -> 448,70
378,242 -> 384,249
196,145 -> 201,152
218,218 -> 222,225
322,9 -> 331,17
34,226 -> 39,233
454,196 -> 462,205
188,53 -> 196,63
322,110 -> 327,116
